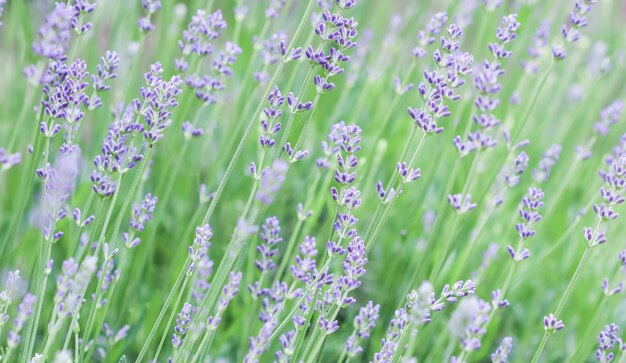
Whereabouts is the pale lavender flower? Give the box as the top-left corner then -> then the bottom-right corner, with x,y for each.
178,9 -> 226,57
191,255 -> 214,305
266,0 -> 286,19
596,324 -> 622,362
449,297 -> 491,352
594,100 -> 624,136
32,3 -> 73,60
207,271 -> 242,330
137,62 -> 184,145
543,313 -> 564,332
7,293 -> 36,349
290,236 -> 319,283
491,336 -> 513,363
522,20 -> 551,74
345,301 -> 380,357
130,193 -> 158,232
512,187 -> 544,244
410,24 -> 472,136
256,160 -> 288,205
171,303 -> 192,349
533,144 -> 562,183
139,0 -> 161,32
0,148 -> 21,171
258,86 -> 284,150
249,217 -> 283,297
413,12 -> 448,58
188,224 -> 212,274
553,0 -> 597,59
0,0 -> 6,27
448,194 -> 477,214
0,271 -> 21,328
89,50 -> 120,108
43,58 -> 90,128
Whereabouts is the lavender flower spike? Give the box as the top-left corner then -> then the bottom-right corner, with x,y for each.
491,336 -> 513,363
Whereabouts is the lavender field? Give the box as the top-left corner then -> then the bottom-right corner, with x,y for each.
0,0 -> 625,362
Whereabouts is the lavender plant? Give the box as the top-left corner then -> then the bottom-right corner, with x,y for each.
0,0 -> 624,362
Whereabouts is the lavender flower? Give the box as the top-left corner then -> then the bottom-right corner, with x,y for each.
6,293 -> 36,349
448,194 -> 477,214
0,271 -> 21,328
171,303 -> 192,349
543,313 -> 564,332
533,144 -> 562,183
130,193 -> 158,232
207,271 -> 242,330
89,50 -> 120,108
32,3 -> 73,60
345,301 -> 380,357
449,297 -> 492,352
188,224 -> 212,275
594,100 -> 624,136
596,323 -> 623,362
137,62 -> 184,145
553,0 -> 597,59
0,0 -> 6,27
249,217 -> 283,297
256,160 -> 288,205
455,14 -> 520,156
507,187 -> 544,260
521,20 -> 551,74
413,12 -> 448,58
139,0 -> 161,32
491,337 -> 513,363
410,24 -> 473,136
0,148 -> 21,171
266,0 -> 286,19
42,58 -> 90,131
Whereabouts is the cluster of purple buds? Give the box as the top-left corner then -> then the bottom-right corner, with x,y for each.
411,24 -> 473,137
533,144 -> 562,183
255,31 -> 286,83
265,0 -> 287,19
135,62 -> 183,145
258,86 -> 284,150
138,0 -> 161,33
601,275 -> 623,297
543,313 -> 565,333
171,303 -> 192,349
91,107 -> 144,198
255,159 -> 288,206
553,0 -> 597,59
130,193 -> 158,232
191,255 -> 214,305
177,10 -> 241,105
307,7 -> 359,93
413,12 -> 448,58
0,0 -> 6,27
324,235 -> 367,309
453,297 -> 491,353
507,187 -> 544,260
594,100 -> 624,136
316,121 -> 348,169
249,217 -> 283,298
72,208 -> 95,228
596,323 -> 625,362
42,58 -> 90,136
40,144 -> 80,240
330,125 -> 362,241
32,3 -> 73,60
504,150 -> 530,188
89,50 -> 120,109
94,244 -> 119,307
207,271 -> 242,330
70,0 -> 96,35
448,194 -> 477,214
345,301 -> 380,358
588,147 -> 626,246
521,20 -> 551,74
182,120 -> 204,140
6,293 -> 36,350
372,307 -> 409,362
455,15 -> 520,156
491,337 -> 513,363
290,236 -> 319,284
0,271 -> 21,328
51,256 -> 98,334
188,224 -> 212,275
275,330 -> 296,362
0,148 -> 21,171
